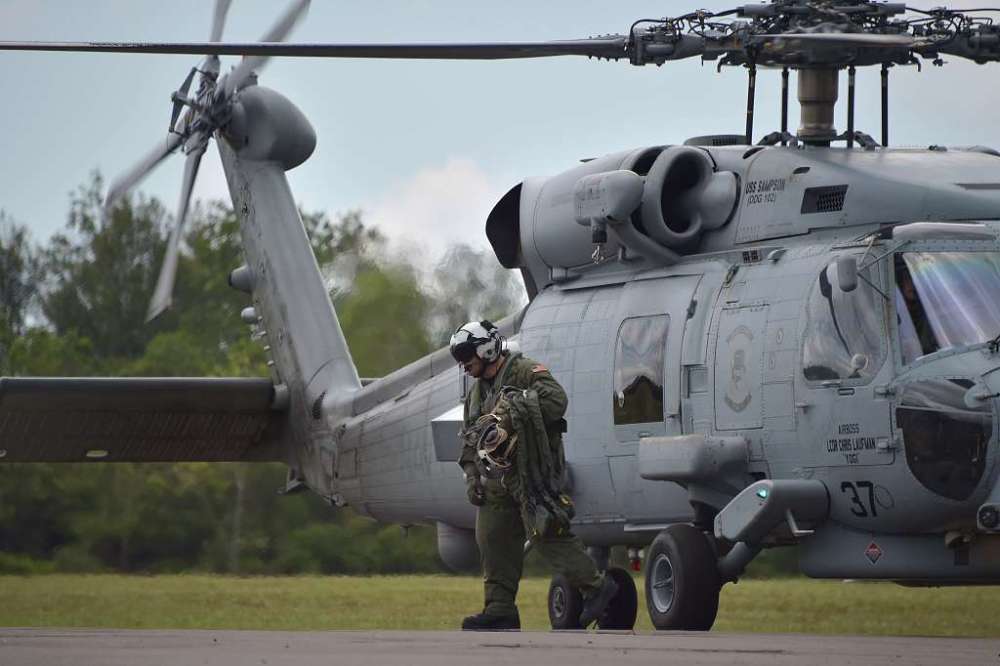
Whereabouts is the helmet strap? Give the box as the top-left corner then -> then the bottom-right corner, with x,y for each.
481,352 -> 507,381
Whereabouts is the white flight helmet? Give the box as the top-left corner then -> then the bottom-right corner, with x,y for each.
449,320 -> 503,364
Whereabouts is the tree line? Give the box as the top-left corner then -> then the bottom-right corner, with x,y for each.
0,174 -> 522,574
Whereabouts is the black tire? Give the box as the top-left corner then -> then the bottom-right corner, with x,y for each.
597,566 -> 638,630
548,574 -> 584,630
644,524 -> 721,631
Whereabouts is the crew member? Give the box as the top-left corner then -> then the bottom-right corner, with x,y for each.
895,260 -> 938,359
450,320 -> 617,631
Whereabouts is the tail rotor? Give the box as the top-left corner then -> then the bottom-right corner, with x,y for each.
97,0 -> 310,321
222,0 -> 309,98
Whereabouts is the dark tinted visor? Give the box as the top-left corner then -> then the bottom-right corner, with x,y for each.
450,341 -> 478,363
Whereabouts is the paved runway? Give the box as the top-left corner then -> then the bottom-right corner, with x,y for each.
0,628 -> 997,666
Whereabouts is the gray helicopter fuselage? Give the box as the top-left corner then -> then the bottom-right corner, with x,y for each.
208,82 -> 1000,581
319,143 -> 1000,579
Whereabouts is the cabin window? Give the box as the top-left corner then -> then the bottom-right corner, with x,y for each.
801,258 -> 886,383
613,315 -> 669,424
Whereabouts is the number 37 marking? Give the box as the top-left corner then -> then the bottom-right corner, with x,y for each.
841,481 -> 878,518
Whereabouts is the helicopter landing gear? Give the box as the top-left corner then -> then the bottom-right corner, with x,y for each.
644,524 -> 721,631
547,573 -> 584,629
548,566 -> 638,630
596,566 -> 638,630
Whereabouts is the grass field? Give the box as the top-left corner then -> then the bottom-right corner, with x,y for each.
0,575 -> 997,637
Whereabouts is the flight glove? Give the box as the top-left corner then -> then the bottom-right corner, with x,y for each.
465,471 -> 486,506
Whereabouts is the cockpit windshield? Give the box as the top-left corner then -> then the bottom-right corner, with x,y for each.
895,251 -> 1000,364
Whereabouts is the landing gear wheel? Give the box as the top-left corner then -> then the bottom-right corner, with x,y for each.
596,566 -> 638,630
644,524 -> 721,631
548,573 -> 584,630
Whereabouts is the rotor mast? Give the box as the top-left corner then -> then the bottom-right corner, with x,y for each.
787,65 -> 889,148
796,68 -> 840,146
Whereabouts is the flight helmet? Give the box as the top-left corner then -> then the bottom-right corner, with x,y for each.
449,320 -> 503,364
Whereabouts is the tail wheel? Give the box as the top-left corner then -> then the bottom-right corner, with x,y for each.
547,573 -> 584,629
644,524 -> 721,631
596,566 -> 638,630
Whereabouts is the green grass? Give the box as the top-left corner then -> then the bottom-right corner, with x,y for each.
0,575 -> 997,636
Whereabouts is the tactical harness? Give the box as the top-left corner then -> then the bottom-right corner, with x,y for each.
463,385 -> 575,540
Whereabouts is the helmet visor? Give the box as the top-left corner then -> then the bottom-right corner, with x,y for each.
450,341 -> 478,363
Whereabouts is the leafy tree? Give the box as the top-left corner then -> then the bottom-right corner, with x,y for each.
57,463 -> 236,572
41,174 -> 171,363
305,208 -> 384,275
429,243 -> 525,345
119,329 -> 219,377
337,263 -> 434,377
172,201 -> 250,363
5,329 -> 98,376
0,463 -> 94,562
0,215 -> 42,334
298,207 -> 436,376
0,214 -> 43,373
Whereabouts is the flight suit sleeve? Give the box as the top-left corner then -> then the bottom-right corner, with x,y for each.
458,392 -> 478,473
527,365 -> 568,428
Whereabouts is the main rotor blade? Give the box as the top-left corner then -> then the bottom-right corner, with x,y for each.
0,37 -> 628,61
105,133 -> 184,217
757,33 -> 915,48
223,0 -> 310,96
210,0 -> 233,43
146,142 -> 206,322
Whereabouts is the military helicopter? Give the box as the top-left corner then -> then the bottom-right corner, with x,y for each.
2,0 -> 1000,632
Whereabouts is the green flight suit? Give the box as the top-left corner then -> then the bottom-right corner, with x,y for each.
459,352 -> 602,618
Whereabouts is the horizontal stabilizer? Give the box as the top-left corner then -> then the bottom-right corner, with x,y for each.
0,377 -> 288,463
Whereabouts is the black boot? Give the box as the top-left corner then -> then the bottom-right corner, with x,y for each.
579,575 -> 619,628
461,610 -> 521,631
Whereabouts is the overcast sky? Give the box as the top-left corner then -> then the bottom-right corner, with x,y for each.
1,0 -> 998,261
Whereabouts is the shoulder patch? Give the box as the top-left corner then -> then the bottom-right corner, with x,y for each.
531,364 -> 548,373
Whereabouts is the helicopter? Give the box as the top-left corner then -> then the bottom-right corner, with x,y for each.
2,0 -> 1000,632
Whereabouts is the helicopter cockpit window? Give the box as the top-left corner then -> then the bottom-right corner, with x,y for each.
895,252 -> 1000,364
802,258 -> 886,383
613,315 -> 669,425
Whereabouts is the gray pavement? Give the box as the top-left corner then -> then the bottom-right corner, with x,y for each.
0,629 -> 997,666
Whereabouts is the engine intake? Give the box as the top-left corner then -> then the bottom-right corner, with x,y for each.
639,146 -> 739,248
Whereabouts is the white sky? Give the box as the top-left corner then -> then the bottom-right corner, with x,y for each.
1,1 -> 998,261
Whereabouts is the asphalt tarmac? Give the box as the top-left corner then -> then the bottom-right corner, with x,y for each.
0,628 -> 997,666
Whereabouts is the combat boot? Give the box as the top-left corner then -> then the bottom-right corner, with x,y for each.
578,575 -> 619,627
461,610 -> 521,631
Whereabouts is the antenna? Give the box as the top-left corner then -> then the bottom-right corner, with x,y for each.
847,66 -> 856,149
881,64 -> 890,147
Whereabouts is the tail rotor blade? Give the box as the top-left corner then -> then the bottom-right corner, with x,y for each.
202,0 -> 233,76
146,141 -> 206,322
105,133 -> 185,219
209,0 -> 233,43
223,0 -> 310,96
